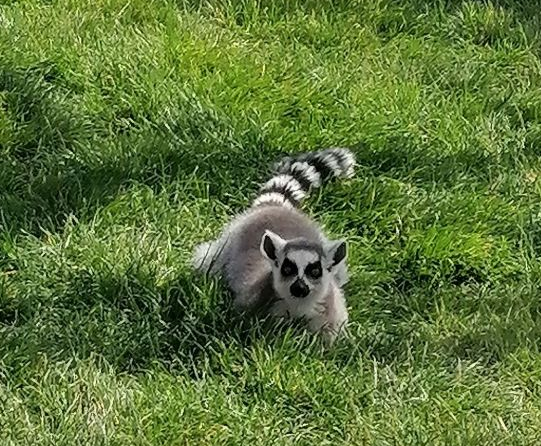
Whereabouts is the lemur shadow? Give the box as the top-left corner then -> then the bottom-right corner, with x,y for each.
326,269 -> 541,370
1,264 -> 309,374
0,59 -> 312,374
159,273 -> 319,373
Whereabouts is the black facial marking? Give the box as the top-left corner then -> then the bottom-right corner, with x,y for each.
305,261 -> 322,279
290,278 -> 310,298
280,258 -> 298,277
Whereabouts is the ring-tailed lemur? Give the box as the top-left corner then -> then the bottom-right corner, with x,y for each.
192,148 -> 355,345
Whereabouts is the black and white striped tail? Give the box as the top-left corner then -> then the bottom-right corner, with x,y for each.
252,147 -> 355,209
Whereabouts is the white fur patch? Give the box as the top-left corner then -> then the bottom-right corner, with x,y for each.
318,152 -> 342,176
307,283 -> 349,346
261,174 -> 306,202
252,192 -> 294,208
192,241 -> 224,274
290,161 -> 322,188
329,148 -> 356,178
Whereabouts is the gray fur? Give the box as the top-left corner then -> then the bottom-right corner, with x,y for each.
283,239 -> 323,256
192,148 -> 355,345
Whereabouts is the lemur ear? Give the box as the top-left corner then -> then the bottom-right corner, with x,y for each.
260,230 -> 286,261
325,240 -> 347,268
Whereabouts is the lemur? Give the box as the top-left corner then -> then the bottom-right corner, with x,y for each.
192,148 -> 355,345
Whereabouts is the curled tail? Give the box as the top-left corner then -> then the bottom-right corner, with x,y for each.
252,147 -> 356,209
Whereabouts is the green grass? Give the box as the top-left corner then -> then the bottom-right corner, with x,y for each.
1,0 -> 541,444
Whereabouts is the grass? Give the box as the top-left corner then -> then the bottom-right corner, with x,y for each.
1,0 -> 541,444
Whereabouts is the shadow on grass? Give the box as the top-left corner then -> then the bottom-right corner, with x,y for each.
2,218 -> 537,375
361,285 -> 541,368
2,0 -> 541,372
0,59 -> 275,238
0,266 -> 308,374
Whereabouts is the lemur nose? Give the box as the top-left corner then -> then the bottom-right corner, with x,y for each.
290,279 -> 309,298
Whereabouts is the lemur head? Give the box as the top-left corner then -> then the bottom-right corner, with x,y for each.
260,230 -> 347,301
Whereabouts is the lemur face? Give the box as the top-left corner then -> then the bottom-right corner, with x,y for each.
260,230 -> 346,301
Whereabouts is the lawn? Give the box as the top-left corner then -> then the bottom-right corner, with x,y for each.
1,0 -> 541,444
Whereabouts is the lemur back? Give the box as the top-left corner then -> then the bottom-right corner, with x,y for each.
192,148 -> 355,344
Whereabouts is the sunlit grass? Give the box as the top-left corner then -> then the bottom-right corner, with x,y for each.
1,0 -> 541,444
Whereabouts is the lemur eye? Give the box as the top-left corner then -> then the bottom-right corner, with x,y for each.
306,261 -> 322,279
281,258 -> 297,277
